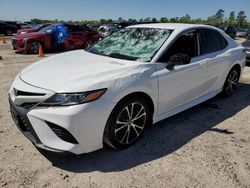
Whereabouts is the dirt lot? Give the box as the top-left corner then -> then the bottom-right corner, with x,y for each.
0,39 -> 250,188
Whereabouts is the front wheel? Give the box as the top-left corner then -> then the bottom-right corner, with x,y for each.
222,67 -> 240,97
104,97 -> 150,149
28,42 -> 41,54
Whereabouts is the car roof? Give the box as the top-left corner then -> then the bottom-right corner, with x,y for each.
128,23 -> 217,31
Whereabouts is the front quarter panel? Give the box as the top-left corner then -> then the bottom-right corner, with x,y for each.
26,34 -> 52,51
103,63 -> 158,119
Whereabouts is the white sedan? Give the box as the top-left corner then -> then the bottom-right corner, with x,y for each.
9,23 -> 246,154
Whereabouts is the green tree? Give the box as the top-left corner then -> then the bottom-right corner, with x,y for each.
144,17 -> 151,22
237,11 -> 247,28
207,9 -> 225,26
179,14 -> 191,23
100,19 -> 107,24
207,15 -> 217,26
131,19 -> 137,23
118,17 -> 123,22
191,18 -> 205,24
228,11 -> 235,26
151,18 -> 158,22
139,18 -> 144,22
160,17 -> 168,23
128,18 -> 133,23
107,19 -> 113,24
215,9 -> 225,24
170,17 -> 179,23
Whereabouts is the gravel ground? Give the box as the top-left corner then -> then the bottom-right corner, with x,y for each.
0,39 -> 250,188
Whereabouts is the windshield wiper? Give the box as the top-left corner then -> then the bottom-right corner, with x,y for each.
108,53 -> 138,61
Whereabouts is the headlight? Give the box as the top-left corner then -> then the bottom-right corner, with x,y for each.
23,38 -> 29,43
40,89 -> 107,106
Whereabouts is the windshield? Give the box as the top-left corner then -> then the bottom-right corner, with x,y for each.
31,24 -> 42,30
40,25 -> 65,33
87,28 -> 173,62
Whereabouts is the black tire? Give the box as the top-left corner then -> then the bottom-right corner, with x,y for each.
221,67 -> 240,97
104,97 -> 151,149
6,30 -> 13,36
28,42 -> 41,54
83,40 -> 93,49
233,34 -> 236,40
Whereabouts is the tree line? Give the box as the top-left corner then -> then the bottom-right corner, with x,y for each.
31,9 -> 250,29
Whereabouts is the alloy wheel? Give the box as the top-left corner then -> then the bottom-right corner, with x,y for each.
29,42 -> 40,54
224,69 -> 239,96
114,102 -> 147,145
84,40 -> 93,49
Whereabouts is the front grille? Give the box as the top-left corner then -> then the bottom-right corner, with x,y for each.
20,103 -> 38,111
18,114 -> 30,132
13,88 -> 45,96
12,88 -> 44,110
46,121 -> 78,144
12,38 -> 17,46
9,97 -> 41,144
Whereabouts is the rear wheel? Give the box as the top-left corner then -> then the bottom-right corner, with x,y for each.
28,42 -> 41,54
83,40 -> 93,49
6,30 -> 13,36
222,67 -> 240,97
104,97 -> 150,149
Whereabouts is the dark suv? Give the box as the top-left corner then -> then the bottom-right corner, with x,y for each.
225,26 -> 237,39
0,22 -> 19,36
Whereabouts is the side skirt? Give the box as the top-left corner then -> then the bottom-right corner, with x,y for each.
153,90 -> 219,124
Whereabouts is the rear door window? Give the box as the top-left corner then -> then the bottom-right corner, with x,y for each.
199,29 -> 228,55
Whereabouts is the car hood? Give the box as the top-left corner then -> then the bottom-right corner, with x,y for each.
17,28 -> 36,34
20,50 -> 141,92
17,31 -> 46,40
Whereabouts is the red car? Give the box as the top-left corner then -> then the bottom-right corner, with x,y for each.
12,23 -> 102,54
16,23 -> 51,35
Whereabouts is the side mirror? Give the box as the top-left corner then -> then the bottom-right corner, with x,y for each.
166,53 -> 191,70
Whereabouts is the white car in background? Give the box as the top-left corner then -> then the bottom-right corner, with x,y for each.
236,29 -> 248,38
9,23 -> 246,154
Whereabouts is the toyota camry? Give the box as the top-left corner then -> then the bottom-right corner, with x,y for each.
9,23 -> 246,154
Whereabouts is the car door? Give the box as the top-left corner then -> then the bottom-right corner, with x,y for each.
65,25 -> 85,49
198,29 -> 230,93
156,30 -> 208,116
0,23 -> 6,34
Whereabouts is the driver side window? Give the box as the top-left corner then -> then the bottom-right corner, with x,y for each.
158,30 -> 199,63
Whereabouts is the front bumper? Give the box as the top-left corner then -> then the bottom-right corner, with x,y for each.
9,97 -> 41,144
9,76 -> 113,154
12,37 -> 27,52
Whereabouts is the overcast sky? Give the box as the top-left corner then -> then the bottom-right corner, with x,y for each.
0,0 -> 249,21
